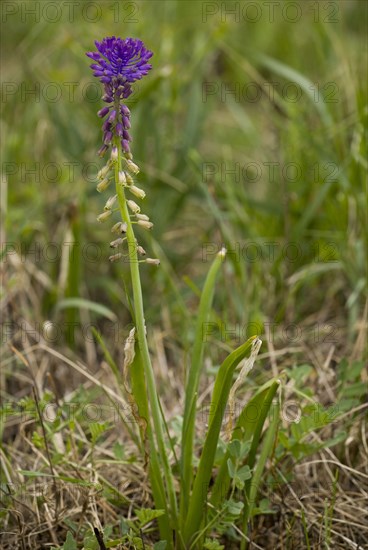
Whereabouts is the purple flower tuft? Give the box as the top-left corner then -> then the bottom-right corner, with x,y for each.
86,37 -> 153,156
87,37 -> 153,87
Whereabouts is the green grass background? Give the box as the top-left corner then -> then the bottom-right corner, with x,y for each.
1,1 -> 367,547
1,0 -> 366,360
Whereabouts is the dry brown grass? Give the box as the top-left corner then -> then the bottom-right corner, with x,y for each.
1,250 -> 367,549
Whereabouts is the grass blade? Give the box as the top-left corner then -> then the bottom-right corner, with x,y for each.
180,248 -> 227,517
255,53 -> 333,127
55,297 -> 117,322
241,397 -> 280,549
210,379 -> 280,510
182,336 -> 258,545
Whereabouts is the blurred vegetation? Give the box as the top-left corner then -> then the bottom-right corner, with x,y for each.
2,1 -> 367,357
1,1 -> 367,547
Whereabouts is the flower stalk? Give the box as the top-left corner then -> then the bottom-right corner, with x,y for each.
87,36 -> 178,541
113,138 -> 178,534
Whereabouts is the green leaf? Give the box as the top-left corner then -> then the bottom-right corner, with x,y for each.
135,508 -> 165,527
83,530 -> 99,550
180,249 -> 226,518
286,364 -> 313,385
130,537 -> 144,550
113,442 -> 125,460
242,398 -> 281,542
120,518 -> 130,535
63,531 -> 77,550
55,297 -> 117,322
226,499 -> 244,516
89,422 -> 110,444
227,458 -> 236,479
204,539 -> 225,550
255,53 -> 333,127
211,379 -> 280,510
19,470 -> 53,478
227,439 -> 241,458
183,336 -> 257,544
237,465 -> 252,482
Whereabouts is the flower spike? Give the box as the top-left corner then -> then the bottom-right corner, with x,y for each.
86,37 -> 153,155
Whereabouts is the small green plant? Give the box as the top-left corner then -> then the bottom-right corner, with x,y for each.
84,36 -> 281,548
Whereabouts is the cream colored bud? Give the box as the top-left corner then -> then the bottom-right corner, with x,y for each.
111,222 -> 121,234
126,160 -> 140,175
110,237 -> 125,248
97,210 -> 112,222
146,258 -> 160,266
125,173 -> 134,185
109,253 -> 123,262
127,200 -> 140,214
111,221 -> 127,234
136,214 -> 150,221
118,171 -> 126,185
97,165 -> 110,180
111,222 -> 122,233
137,245 -> 146,256
129,185 -> 146,200
104,194 -> 117,210
96,178 -> 110,193
137,220 -> 153,230
111,146 -> 118,161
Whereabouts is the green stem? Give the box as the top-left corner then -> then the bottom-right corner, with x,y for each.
113,138 -> 178,535
241,399 -> 280,550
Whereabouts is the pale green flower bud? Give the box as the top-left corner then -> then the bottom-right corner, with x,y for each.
137,245 -> 146,255
111,221 -> 128,234
137,220 -> 153,230
118,171 -> 127,185
127,200 -> 140,214
129,185 -> 146,199
97,165 -> 110,180
126,160 -> 140,175
111,222 -> 122,233
104,194 -> 117,210
110,238 -> 125,248
109,253 -> 123,262
97,210 -> 112,222
146,258 -> 160,266
125,173 -> 134,186
136,214 -> 150,221
96,178 -> 110,192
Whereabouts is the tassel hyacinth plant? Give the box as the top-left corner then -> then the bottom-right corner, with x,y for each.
86,36 -> 280,549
